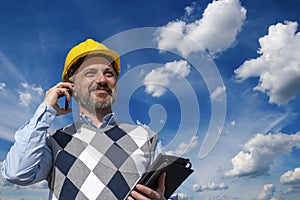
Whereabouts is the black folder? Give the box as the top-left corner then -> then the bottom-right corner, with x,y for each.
133,154 -> 194,199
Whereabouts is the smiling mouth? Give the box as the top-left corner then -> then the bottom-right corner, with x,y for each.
94,88 -> 112,95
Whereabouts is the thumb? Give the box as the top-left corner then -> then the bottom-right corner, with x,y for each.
157,172 -> 166,194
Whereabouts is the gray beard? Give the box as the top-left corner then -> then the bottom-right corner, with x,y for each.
75,85 -> 118,113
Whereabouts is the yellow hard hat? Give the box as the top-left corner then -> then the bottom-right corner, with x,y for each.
62,38 -> 120,82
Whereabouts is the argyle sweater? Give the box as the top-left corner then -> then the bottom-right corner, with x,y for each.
46,121 -> 157,200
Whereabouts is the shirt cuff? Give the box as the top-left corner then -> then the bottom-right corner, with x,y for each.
27,103 -> 57,129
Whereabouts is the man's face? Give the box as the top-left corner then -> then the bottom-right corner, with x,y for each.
73,56 -> 118,112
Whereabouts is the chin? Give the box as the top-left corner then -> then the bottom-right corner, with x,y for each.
94,96 -> 111,103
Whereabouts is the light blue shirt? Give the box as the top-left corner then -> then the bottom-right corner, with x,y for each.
2,103 -> 55,185
1,103 -> 178,199
1,103 -> 163,185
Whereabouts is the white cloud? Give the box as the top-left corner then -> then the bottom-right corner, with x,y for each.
21,82 -> 43,95
143,60 -> 190,97
210,86 -> 226,101
19,91 -> 32,107
184,4 -> 194,16
280,167 -> 300,186
230,121 -> 236,127
283,185 -> 300,195
235,21 -> 300,105
18,82 -> 44,107
166,136 -> 198,156
225,132 -> 300,178
156,0 -> 246,56
0,82 -> 6,90
177,193 -> 190,200
0,82 -> 46,142
192,182 -> 228,192
257,184 -> 277,200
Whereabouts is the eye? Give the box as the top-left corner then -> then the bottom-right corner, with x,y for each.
84,70 -> 97,77
104,70 -> 114,77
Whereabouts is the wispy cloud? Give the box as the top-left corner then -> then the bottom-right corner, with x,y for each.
184,2 -> 196,17
0,82 -> 44,141
262,112 -> 289,134
155,0 -> 246,56
18,83 -> 44,107
166,136 -> 198,156
143,60 -> 191,97
19,92 -> 32,107
177,193 -> 191,200
210,86 -> 226,102
192,182 -> 228,192
230,120 -> 236,127
225,132 -> 300,178
235,21 -> 300,105
0,50 -> 27,84
257,184 -> 277,200
0,82 -> 6,91
0,50 -> 42,142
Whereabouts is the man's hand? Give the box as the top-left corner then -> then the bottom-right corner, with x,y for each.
127,172 -> 166,200
43,82 -> 74,116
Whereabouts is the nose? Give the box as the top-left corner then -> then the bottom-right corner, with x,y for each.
95,72 -> 106,84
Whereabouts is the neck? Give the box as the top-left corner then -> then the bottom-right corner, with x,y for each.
79,106 -> 112,127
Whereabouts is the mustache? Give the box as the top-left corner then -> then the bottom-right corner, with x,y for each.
89,83 -> 112,94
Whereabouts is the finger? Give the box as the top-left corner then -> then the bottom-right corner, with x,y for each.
45,87 -> 67,101
126,195 -> 134,200
129,190 -> 150,200
44,83 -> 73,110
57,87 -> 71,97
55,82 -> 74,89
53,104 -> 72,116
136,184 -> 161,199
55,83 -> 74,97
157,172 -> 166,193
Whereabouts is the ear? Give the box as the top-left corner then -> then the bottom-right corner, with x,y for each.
70,85 -> 78,101
72,89 -> 78,100
68,76 -> 77,98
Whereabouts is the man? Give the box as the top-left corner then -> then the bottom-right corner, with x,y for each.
1,39 -> 166,200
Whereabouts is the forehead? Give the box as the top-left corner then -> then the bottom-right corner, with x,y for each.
78,56 -> 114,72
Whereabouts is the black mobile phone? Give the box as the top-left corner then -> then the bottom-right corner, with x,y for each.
64,89 -> 72,110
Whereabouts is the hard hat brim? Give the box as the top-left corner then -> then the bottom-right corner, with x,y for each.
62,49 -> 120,82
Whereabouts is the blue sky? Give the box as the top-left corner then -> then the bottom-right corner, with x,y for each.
0,0 -> 300,199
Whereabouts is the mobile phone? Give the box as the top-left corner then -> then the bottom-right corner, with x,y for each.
64,89 -> 72,110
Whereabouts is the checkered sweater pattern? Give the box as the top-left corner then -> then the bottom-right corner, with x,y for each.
46,122 -> 157,200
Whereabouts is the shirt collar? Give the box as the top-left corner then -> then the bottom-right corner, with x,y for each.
78,112 -> 116,129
